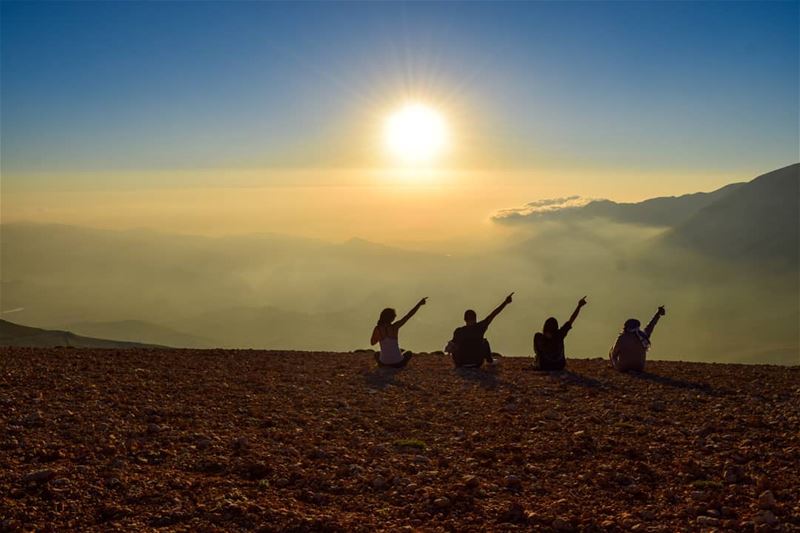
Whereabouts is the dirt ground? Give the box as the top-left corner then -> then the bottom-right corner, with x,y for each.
1,347 -> 798,531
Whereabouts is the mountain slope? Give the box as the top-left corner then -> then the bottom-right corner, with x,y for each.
578,182 -> 745,227
62,320 -> 216,348
171,306 -> 373,351
0,319 -> 160,349
494,182 -> 745,227
1,165 -> 797,362
659,163 -> 799,269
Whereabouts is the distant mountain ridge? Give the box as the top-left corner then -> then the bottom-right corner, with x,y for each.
0,319 -> 162,349
496,163 -> 799,271
658,164 -> 799,269
494,182 -> 746,227
1,164 -> 797,362
62,320 -> 215,348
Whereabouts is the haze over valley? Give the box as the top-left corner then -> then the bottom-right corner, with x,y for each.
3,165 -> 797,364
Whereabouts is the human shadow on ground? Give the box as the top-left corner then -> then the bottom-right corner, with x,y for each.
454,366 -> 509,390
522,368 -> 610,389
552,369 -> 608,389
363,366 -> 403,390
627,370 -> 715,393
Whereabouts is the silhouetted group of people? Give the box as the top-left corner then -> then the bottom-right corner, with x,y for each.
370,294 -> 666,372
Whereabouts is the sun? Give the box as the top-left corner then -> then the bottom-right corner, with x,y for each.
384,103 -> 449,164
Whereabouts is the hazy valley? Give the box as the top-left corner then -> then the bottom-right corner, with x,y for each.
2,165 -> 797,364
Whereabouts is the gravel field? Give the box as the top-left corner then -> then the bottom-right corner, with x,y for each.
1,347 -> 798,532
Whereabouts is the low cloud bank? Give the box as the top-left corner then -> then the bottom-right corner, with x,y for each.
492,196 -> 598,221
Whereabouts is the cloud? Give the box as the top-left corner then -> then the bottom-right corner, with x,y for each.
492,195 -> 598,221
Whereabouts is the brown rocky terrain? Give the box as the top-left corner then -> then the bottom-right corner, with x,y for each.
1,347 -> 798,531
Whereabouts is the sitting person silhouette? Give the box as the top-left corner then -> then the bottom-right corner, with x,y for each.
370,298 -> 427,368
447,293 -> 513,368
533,296 -> 588,371
609,305 -> 666,372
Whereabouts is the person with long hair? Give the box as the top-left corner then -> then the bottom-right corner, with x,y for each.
533,296 -> 588,371
370,297 -> 427,368
609,305 -> 666,372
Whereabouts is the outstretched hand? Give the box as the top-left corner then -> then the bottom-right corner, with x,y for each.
658,305 -> 666,316
504,292 -> 514,305
578,296 -> 588,307
417,297 -> 428,307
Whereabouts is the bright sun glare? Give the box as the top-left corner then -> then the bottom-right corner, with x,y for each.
384,103 -> 448,164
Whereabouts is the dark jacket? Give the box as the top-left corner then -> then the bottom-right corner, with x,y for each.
533,322 -> 572,370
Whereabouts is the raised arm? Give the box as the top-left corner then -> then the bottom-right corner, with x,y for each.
609,338 -> 622,365
565,296 -> 588,326
644,305 -> 666,337
484,293 -> 514,325
394,297 -> 427,329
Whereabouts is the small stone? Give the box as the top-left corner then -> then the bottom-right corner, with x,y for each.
505,475 -> 522,489
22,469 -> 55,485
462,475 -> 479,489
696,425 -> 715,437
242,462 -> 269,480
731,453 -> 747,464
372,476 -> 387,489
501,502 -> 527,524
758,490 -> 776,509
433,497 -> 450,508
22,411 -> 44,427
146,423 -> 160,434
696,516 -> 720,527
552,518 -> 573,531
756,510 -> 778,525
98,504 -> 130,522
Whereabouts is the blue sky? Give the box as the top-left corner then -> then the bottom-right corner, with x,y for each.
2,1 -> 798,188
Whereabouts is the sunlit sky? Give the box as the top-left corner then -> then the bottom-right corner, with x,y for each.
2,1 -> 798,247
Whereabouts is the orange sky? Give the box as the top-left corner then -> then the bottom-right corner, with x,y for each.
2,165 -> 757,251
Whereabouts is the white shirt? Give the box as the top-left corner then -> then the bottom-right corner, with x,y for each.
379,336 -> 403,365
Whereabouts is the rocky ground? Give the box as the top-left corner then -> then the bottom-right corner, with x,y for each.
0,347 -> 798,532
